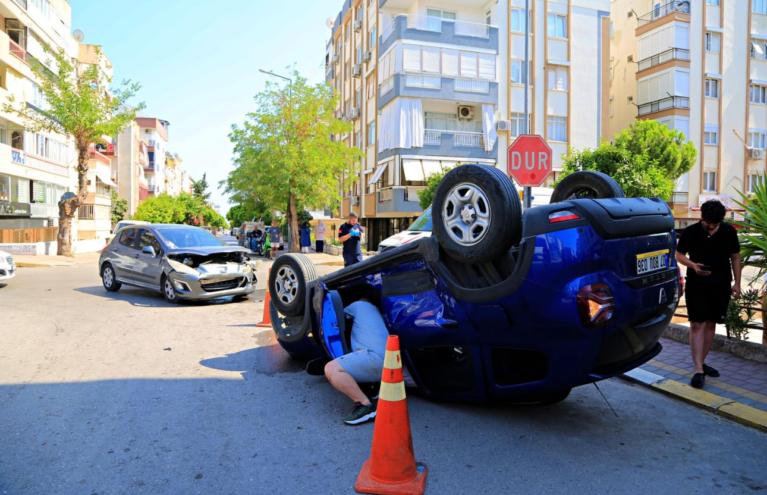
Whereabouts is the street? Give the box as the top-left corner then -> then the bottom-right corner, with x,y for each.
0,262 -> 765,495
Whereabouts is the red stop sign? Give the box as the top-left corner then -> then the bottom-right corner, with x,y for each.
507,134 -> 553,187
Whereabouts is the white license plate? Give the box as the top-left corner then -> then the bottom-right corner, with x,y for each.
636,249 -> 669,275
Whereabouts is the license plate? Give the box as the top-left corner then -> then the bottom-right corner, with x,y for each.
636,249 -> 669,275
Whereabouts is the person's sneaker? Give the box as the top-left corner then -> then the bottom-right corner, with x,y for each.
690,372 -> 705,389
343,402 -> 376,426
703,364 -> 720,378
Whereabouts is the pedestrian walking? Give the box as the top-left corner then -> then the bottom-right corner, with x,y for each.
338,212 -> 364,267
266,219 -> 282,259
315,220 -> 326,253
300,222 -> 311,253
675,199 -> 742,389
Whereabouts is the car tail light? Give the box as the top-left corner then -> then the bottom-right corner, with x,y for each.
577,283 -> 615,327
548,210 -> 581,224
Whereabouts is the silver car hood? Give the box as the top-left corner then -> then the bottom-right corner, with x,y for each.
165,246 -> 250,256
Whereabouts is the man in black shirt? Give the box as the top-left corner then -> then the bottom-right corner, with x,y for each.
338,212 -> 364,267
675,200 -> 742,389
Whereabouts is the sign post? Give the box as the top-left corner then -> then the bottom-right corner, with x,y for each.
507,134 -> 553,208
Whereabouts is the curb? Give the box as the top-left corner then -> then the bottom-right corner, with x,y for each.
664,323 -> 767,363
16,261 -> 75,268
623,368 -> 767,433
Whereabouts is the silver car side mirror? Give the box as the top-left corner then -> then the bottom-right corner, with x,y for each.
142,245 -> 156,257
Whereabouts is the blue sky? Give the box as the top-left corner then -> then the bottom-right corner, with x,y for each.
71,0 -> 335,213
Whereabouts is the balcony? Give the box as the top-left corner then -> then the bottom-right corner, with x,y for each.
637,1 -> 690,26
637,95 -> 689,117
380,14 -> 498,54
375,186 -> 423,215
424,129 -> 483,148
378,130 -> 496,162
8,38 -> 25,61
378,73 -> 498,108
637,48 -> 690,73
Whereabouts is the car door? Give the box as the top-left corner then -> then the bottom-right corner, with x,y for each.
111,228 -> 140,281
133,228 -> 165,288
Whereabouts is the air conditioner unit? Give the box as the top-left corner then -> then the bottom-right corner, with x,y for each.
496,120 -> 512,132
749,147 -> 765,160
363,50 -> 373,63
354,19 -> 363,31
457,105 -> 474,121
352,64 -> 362,77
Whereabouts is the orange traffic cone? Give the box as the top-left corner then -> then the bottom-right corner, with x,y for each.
255,290 -> 272,328
354,335 -> 427,495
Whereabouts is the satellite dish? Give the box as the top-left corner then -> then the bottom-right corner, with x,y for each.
73,29 -> 84,42
325,17 -> 334,29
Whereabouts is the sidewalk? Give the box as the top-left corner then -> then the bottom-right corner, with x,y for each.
13,251 -> 100,268
625,337 -> 767,432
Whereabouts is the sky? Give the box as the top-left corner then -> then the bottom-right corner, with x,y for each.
71,0 -> 336,214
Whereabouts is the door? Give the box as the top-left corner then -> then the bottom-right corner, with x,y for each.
134,229 -> 164,287
111,228 -> 139,281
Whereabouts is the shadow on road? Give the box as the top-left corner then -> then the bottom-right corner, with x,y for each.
74,285 -> 251,308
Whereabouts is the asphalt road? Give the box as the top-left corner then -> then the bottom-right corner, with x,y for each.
1,261 -> 766,495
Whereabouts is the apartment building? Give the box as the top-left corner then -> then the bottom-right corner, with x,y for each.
135,117 -> 170,198
164,152 -> 190,197
326,0 -> 610,250
114,121 -> 149,216
607,0 -> 767,211
0,0 -> 78,237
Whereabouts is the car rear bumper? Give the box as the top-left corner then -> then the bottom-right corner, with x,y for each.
168,271 -> 255,300
0,266 -> 16,281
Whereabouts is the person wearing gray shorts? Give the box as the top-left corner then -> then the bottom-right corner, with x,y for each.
324,299 -> 389,425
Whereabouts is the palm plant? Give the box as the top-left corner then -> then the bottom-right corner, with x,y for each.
734,175 -> 767,344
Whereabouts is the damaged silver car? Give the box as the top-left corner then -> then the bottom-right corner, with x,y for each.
98,224 -> 257,302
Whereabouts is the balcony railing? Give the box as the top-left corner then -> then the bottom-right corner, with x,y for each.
423,129 -> 484,148
9,39 -> 26,61
637,0 -> 690,26
381,14 -> 495,41
424,130 -> 442,146
637,95 -> 689,116
637,48 -> 690,72
78,204 -> 95,220
12,0 -> 27,9
454,78 -> 490,93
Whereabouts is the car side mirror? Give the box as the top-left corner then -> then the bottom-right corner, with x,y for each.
142,245 -> 156,257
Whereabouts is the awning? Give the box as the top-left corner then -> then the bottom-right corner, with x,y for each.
422,160 -> 442,178
94,168 -> 116,187
368,163 -> 388,185
402,159 -> 425,182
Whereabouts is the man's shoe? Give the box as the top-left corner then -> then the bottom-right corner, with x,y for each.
343,402 -> 376,426
690,372 -> 705,389
703,364 -> 720,378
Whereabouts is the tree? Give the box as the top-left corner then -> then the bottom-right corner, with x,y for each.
227,72 -> 360,251
418,169 -> 450,210
191,173 -> 211,201
133,192 -> 227,229
559,120 -> 696,200
110,189 -> 128,227
4,48 -> 142,255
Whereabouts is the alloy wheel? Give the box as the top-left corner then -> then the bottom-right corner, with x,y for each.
442,182 -> 492,247
274,266 -> 299,305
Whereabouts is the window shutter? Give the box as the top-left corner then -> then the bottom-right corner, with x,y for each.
422,47 -> 440,73
460,52 -> 478,78
442,49 -> 458,76
403,46 -> 421,72
478,54 -> 495,80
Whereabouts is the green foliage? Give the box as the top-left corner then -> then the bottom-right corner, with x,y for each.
734,175 -> 767,289
418,169 -> 451,210
134,193 -> 227,229
226,200 -> 271,227
226,71 -> 361,250
560,120 -> 696,200
725,289 -> 761,341
191,173 -> 211,201
110,189 -> 128,227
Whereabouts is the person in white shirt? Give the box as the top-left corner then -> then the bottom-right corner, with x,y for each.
315,220 -> 326,253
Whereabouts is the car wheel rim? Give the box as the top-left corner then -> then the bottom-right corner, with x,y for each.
275,266 -> 299,305
165,280 -> 176,300
103,267 -> 113,287
442,182 -> 491,247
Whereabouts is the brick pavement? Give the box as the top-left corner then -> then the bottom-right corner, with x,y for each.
641,337 -> 767,412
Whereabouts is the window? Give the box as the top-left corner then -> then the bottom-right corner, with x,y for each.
703,172 -> 717,192
510,59 -> 530,84
748,174 -> 764,193
424,112 -> 481,132
705,32 -> 721,53
369,27 -> 376,51
510,9 -> 528,33
751,84 -> 767,104
706,0 -> 719,5
31,181 -> 46,203
704,78 -> 719,98
750,130 -> 767,149
548,67 -> 568,91
750,40 -> 767,59
138,229 -> 161,254
704,127 -> 718,145
547,14 -> 567,38
547,116 -> 567,142
368,121 -> 375,146
510,113 -> 529,137
426,8 -> 456,31
754,0 -> 767,14
0,174 -> 10,202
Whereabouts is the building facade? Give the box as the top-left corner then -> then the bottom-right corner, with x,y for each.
607,0 -> 767,211
113,121 -> 149,216
135,117 -> 170,198
327,0 -> 610,250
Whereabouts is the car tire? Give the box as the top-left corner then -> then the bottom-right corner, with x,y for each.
432,164 -> 521,263
268,253 -> 318,317
161,275 -> 179,304
269,300 -> 324,361
550,171 -> 625,203
101,263 -> 121,292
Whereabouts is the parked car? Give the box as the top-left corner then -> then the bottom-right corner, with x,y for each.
99,224 -> 256,302
266,166 -> 679,404
0,250 -> 16,283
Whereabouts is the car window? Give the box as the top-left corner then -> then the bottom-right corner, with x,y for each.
118,228 -> 138,249
156,227 -> 223,248
138,229 -> 162,254
408,207 -> 433,232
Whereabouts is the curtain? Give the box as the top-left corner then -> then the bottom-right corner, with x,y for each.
482,104 -> 497,152
379,98 -> 424,151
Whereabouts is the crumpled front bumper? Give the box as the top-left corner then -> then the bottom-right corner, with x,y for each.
167,266 -> 256,300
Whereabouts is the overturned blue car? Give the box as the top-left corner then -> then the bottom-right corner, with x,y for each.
267,166 -> 679,404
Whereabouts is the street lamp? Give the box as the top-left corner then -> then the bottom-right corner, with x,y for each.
259,69 -> 292,99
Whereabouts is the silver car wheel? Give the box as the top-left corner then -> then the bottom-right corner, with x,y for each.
442,182 -> 492,247
103,266 -> 114,288
274,266 -> 299,305
164,278 -> 177,301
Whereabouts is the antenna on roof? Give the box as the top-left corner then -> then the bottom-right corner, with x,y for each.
73,29 -> 85,42
326,17 -> 334,29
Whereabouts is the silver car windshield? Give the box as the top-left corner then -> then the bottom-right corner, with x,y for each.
157,228 -> 223,248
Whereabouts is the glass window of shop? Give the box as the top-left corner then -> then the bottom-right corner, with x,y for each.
0,174 -> 10,202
